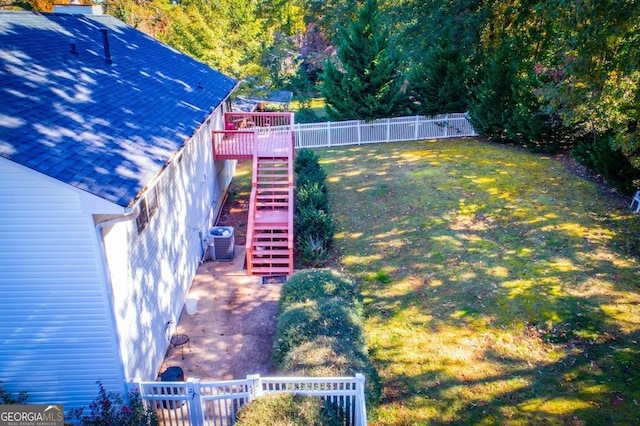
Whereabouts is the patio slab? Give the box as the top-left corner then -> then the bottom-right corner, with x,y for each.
159,245 -> 282,381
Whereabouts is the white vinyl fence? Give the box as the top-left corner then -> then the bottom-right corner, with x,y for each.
293,113 -> 476,149
133,374 -> 367,426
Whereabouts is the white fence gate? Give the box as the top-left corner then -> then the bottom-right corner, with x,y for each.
293,113 -> 476,149
133,374 -> 367,426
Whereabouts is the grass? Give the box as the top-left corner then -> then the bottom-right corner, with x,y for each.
290,97 -> 328,120
313,139 -> 640,425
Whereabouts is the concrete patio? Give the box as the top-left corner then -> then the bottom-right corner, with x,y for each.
158,245 -> 282,381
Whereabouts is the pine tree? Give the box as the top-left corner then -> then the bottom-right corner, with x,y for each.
409,38 -> 469,116
320,0 -> 409,121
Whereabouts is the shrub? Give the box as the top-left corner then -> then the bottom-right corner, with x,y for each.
278,269 -> 362,315
0,384 -> 28,405
235,393 -> 341,426
272,299 -> 365,367
281,336 -> 383,407
294,148 -> 335,268
273,269 -> 382,411
67,382 -> 158,426
572,133 -> 640,195
296,182 -> 329,212
294,107 -> 326,124
295,207 -> 335,266
295,150 -> 327,189
294,149 -> 323,177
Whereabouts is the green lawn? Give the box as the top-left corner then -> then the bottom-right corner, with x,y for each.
290,97 -> 328,120
315,139 -> 640,425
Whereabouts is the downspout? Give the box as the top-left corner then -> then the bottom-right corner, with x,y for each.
94,207 -> 140,394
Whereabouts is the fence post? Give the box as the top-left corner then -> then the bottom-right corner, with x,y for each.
327,122 -> 332,147
247,374 -> 262,401
187,378 -> 204,426
354,374 -> 368,426
444,114 -> 449,138
357,120 -> 362,145
414,115 -> 420,141
386,118 -> 391,142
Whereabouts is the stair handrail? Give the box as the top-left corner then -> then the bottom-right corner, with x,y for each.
245,139 -> 261,275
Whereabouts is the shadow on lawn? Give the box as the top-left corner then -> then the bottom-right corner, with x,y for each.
320,141 -> 640,424
361,217 -> 640,423
367,282 -> 640,424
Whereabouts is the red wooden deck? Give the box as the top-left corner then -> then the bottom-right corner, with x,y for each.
212,112 -> 295,276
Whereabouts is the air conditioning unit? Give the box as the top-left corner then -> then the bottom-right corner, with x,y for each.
207,226 -> 235,261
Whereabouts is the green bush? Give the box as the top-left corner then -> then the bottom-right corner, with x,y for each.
295,149 -> 327,188
296,182 -> 329,212
281,336 -> 383,407
294,148 -> 335,268
572,133 -> 640,195
273,269 -> 382,411
235,393 -> 341,426
294,149 -> 322,175
295,207 -> 334,266
278,269 -> 362,315
294,107 -> 326,124
272,298 -> 365,368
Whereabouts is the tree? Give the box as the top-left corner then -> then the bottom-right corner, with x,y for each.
320,0 -> 409,121
409,38 -> 469,115
533,0 -> 640,166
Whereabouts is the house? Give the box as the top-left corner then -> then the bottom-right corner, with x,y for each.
0,10 -> 238,411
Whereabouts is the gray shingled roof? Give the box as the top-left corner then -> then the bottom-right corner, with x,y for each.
0,11 -> 237,207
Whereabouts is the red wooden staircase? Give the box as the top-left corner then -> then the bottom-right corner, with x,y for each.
212,112 -> 295,276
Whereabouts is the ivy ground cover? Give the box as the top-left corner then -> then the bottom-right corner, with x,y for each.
318,139 -> 640,425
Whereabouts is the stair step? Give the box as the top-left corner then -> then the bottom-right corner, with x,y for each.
252,241 -> 289,248
250,267 -> 292,275
254,224 -> 288,229
257,174 -> 288,179
256,200 -> 289,205
253,230 -> 289,236
251,249 -> 290,255
253,233 -> 289,240
256,180 -> 291,186
253,236 -> 289,243
257,165 -> 288,170
256,194 -> 289,199
257,205 -> 289,210
256,187 -> 290,192
258,155 -> 289,163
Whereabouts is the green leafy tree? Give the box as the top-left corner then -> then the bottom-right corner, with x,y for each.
321,0 -> 409,121
409,38 -> 469,115
532,0 -> 640,166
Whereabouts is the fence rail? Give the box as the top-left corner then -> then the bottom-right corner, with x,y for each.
132,374 -> 367,426
293,113 -> 476,149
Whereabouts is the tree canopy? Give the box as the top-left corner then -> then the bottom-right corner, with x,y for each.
320,0 -> 408,121
7,0 -> 640,190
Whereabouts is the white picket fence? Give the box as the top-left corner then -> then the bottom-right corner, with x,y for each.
132,374 -> 367,426
293,113 -> 476,149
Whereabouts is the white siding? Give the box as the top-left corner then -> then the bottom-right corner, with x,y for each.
0,159 -> 125,410
105,107 -> 236,382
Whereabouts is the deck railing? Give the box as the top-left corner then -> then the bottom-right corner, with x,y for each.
293,113 -> 476,149
213,112 -> 295,160
211,130 -> 256,159
225,111 -> 294,129
132,374 -> 367,426
213,113 -> 475,159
